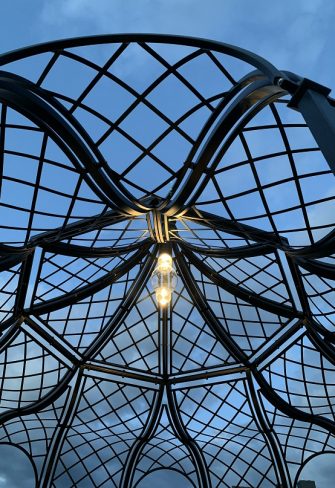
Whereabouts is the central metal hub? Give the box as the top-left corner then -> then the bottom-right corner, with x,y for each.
146,210 -> 170,243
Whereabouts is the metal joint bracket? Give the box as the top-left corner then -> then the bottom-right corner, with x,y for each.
277,76 -> 335,173
281,77 -> 331,109
147,210 -> 170,243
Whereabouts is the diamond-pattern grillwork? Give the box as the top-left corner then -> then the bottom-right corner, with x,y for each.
0,34 -> 334,487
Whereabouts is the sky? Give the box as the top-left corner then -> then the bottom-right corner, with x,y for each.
0,1 -> 335,487
1,0 -> 335,89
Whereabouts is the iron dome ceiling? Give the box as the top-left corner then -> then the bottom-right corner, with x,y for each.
0,34 -> 334,488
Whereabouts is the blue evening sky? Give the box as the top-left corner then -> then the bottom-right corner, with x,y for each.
1,0 -> 335,89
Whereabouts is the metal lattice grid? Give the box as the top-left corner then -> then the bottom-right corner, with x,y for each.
0,34 -> 334,487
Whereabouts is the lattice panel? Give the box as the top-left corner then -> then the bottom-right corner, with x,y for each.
191,250 -> 294,307
0,328 -> 68,414
172,215 -> 256,248
53,378 -> 155,487
188,262 -> 288,355
95,286 -> 159,373
261,392 -> 335,484
0,263 -> 21,322
262,332 -> 335,420
0,105 -> 106,246
33,250 -> 136,304
65,216 -> 150,247
176,380 -> 278,488
191,102 -> 335,247
0,388 -> 70,477
171,282 -> 234,372
38,258 -> 145,351
132,405 -> 198,486
300,266 -> 335,330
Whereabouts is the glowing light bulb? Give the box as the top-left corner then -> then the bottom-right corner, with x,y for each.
157,253 -> 172,273
156,286 -> 172,306
151,252 -> 177,307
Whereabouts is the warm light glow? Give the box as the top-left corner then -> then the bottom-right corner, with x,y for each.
151,252 -> 177,307
156,286 -> 172,306
157,253 -> 173,273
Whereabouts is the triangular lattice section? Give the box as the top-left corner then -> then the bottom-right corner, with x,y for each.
0,387 -> 70,478
171,282 -> 235,372
95,286 -> 159,373
132,405 -> 198,487
0,326 -> 69,414
53,377 -> 155,487
37,255 -> 146,351
176,380 -> 279,488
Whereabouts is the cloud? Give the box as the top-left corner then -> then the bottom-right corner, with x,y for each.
38,0 -> 335,85
137,469 -> 193,487
298,452 -> 335,488
0,444 -> 35,488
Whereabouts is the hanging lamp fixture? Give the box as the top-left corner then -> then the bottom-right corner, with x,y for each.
151,252 -> 178,306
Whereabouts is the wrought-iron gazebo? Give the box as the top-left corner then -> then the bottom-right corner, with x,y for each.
0,34 -> 334,487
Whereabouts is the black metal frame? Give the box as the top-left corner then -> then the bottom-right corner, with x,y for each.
0,34 -> 334,487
